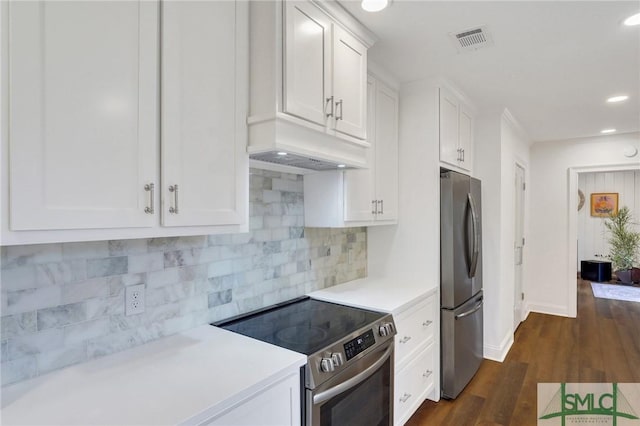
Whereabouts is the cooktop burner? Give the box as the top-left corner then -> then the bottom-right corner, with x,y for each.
214,297 -> 386,355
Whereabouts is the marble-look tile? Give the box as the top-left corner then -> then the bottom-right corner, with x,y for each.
85,296 -> 124,319
164,248 -> 216,268
128,252 -> 164,274
1,339 -> 8,360
272,178 -> 303,193
208,234 -> 234,246
106,273 -> 146,297
107,239 -> 148,256
1,312 -> 37,338
86,256 -> 128,278
207,260 -> 233,278
3,244 -> 63,268
5,286 -> 62,316
208,289 -> 232,308
1,356 -> 37,386
0,266 -> 37,291
146,281 -> 195,307
262,190 -> 282,204
207,274 -> 237,292
249,216 -> 264,230
62,241 -> 110,260
34,260 -> 87,287
178,296 -> 208,315
61,277 -> 110,305
63,318 -> 110,346
8,328 -> 64,359
36,345 -> 86,375
37,302 -> 87,330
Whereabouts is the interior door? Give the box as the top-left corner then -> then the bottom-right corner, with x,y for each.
514,164 -> 526,331
161,0 -> 247,227
8,1 -> 158,230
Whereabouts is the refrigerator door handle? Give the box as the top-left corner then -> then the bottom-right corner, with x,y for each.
468,193 -> 480,278
454,298 -> 483,320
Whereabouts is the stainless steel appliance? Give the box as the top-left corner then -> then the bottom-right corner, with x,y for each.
214,297 -> 396,425
440,168 -> 484,399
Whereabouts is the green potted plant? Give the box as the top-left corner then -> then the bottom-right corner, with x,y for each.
604,206 -> 640,284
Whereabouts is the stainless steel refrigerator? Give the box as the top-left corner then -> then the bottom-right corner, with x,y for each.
440,168 -> 484,399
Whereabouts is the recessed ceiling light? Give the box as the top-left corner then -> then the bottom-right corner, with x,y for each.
361,0 -> 388,12
337,164 -> 346,168
601,128 -> 616,134
624,12 -> 640,26
277,152 -> 287,156
606,95 -> 629,103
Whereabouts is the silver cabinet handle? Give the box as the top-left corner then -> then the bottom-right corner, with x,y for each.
326,96 -> 334,118
462,148 -> 465,162
456,148 -> 461,161
399,336 -> 411,344
335,99 -> 343,121
422,320 -> 433,327
169,184 -> 179,214
144,183 -> 154,214
371,200 -> 377,215
399,393 -> 412,403
380,199 -> 384,215
423,370 -> 433,378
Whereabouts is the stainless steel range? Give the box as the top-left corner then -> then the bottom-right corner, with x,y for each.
214,297 -> 396,426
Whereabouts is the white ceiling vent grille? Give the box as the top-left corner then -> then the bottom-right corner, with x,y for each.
450,26 -> 493,52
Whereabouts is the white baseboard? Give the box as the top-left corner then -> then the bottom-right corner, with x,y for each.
526,302 -> 570,318
483,331 -> 513,362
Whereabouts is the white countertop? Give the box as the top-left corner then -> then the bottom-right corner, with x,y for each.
309,277 -> 438,313
1,325 -> 306,426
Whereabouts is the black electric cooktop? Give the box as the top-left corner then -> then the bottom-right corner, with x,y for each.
214,297 -> 386,355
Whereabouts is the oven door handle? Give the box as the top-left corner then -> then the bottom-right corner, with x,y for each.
312,344 -> 393,405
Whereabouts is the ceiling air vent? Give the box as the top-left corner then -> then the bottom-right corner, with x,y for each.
450,26 -> 493,52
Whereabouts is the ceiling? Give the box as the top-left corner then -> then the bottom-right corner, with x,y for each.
339,0 -> 640,143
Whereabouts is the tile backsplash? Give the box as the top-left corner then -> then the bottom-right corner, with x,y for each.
0,169 -> 367,386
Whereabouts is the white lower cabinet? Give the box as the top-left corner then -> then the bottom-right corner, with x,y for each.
393,292 -> 438,426
395,343 -> 435,425
203,371 -> 300,426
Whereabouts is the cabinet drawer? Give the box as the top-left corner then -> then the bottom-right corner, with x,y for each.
394,343 -> 435,426
394,295 -> 436,363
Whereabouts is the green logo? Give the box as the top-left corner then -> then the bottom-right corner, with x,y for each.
539,383 -> 639,425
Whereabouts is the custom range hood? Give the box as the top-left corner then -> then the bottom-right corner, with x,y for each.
246,0 -> 376,172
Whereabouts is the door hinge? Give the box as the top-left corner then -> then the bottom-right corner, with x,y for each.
523,182 -> 526,190
522,237 -> 525,246
521,292 -> 525,301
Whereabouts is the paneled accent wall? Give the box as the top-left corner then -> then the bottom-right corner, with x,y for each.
0,169 -> 367,385
577,170 -> 640,269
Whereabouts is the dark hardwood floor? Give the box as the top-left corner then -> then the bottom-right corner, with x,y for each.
406,279 -> 640,425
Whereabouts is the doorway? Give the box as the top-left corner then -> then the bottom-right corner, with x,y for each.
514,163 -> 526,331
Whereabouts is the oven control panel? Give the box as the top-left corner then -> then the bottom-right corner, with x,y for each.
343,329 -> 376,361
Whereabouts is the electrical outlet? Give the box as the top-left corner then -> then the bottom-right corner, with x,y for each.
125,284 -> 146,316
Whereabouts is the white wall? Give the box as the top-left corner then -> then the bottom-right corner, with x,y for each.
528,132 -> 640,317
475,109 -> 531,361
578,170 -> 640,266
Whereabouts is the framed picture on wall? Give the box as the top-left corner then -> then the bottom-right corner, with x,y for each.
590,193 -> 619,217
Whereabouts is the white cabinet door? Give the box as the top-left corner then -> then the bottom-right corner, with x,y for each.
439,87 -> 460,168
344,77 -> 376,222
458,105 -> 473,172
332,25 -> 367,139
161,0 -> 247,227
374,82 -> 399,222
283,1 -> 331,127
8,1 -> 158,230
204,372 -> 300,426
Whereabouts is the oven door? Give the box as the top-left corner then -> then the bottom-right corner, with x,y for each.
306,342 -> 394,426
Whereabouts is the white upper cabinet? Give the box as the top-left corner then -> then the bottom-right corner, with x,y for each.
161,1 -> 247,228
283,1 -> 331,127
7,1 -> 158,231
304,75 -> 398,227
439,86 -> 474,173
248,0 -> 376,169
332,25 -> 367,139
2,0 -> 248,245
